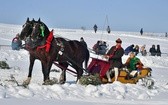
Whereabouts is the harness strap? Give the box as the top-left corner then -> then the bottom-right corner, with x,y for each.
36,30 -> 54,53
55,38 -> 64,60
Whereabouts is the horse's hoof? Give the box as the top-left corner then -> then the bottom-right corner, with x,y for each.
43,79 -> 58,85
22,81 -> 29,88
59,81 -> 65,84
22,77 -> 31,87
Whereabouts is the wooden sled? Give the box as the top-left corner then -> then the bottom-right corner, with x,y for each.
87,57 -> 152,84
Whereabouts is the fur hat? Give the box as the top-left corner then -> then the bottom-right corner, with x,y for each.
116,38 -> 122,43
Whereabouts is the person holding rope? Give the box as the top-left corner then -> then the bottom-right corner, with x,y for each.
104,38 -> 124,82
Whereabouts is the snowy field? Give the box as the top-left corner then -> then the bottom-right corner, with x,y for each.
0,23 -> 168,105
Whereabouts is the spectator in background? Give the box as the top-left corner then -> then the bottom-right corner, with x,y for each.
93,41 -> 101,54
140,28 -> 143,35
80,37 -> 87,48
93,24 -> 98,33
107,26 -> 111,34
133,45 -> 139,55
11,33 -> 22,50
124,44 -> 134,55
99,41 -> 108,55
140,45 -> 147,56
149,45 -> 157,56
165,32 -> 167,37
156,45 -> 161,57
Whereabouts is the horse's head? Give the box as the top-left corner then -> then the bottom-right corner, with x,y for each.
28,18 -> 50,48
20,18 -> 35,40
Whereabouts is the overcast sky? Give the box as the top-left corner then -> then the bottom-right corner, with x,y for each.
0,0 -> 167,32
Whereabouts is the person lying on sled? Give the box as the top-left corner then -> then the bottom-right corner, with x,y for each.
124,52 -> 143,78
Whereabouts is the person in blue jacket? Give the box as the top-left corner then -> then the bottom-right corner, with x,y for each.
11,33 -> 22,50
124,44 -> 134,55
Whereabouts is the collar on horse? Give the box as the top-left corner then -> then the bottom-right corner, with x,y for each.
36,30 -> 54,52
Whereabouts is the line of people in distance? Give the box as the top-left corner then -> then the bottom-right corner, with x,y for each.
92,41 -> 161,57
124,44 -> 161,57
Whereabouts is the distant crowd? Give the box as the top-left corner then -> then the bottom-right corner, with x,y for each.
124,44 -> 161,57
91,40 -> 162,57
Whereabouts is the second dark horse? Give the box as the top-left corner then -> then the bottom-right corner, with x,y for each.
20,18 -> 90,85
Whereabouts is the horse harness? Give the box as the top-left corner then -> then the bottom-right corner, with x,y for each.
36,30 -> 54,52
55,38 -> 65,60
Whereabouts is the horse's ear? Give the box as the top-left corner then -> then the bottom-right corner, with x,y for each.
38,18 -> 41,23
26,17 -> 29,22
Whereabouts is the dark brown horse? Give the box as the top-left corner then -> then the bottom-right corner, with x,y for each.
20,18 -> 89,85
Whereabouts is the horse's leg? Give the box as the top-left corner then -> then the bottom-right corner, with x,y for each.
74,63 -> 83,82
59,62 -> 68,84
41,62 -> 45,81
42,60 -> 53,84
23,55 -> 35,85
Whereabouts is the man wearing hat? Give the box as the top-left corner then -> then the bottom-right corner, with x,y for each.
105,38 -> 124,82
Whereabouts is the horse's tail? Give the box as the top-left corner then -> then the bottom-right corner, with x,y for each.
84,48 -> 90,72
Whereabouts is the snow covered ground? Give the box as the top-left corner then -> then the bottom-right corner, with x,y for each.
0,23 -> 168,105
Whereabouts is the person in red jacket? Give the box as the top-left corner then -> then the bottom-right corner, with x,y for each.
104,38 -> 124,82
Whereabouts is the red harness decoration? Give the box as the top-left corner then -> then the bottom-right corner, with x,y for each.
36,30 -> 54,53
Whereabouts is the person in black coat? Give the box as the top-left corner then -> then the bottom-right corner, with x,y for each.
80,37 -> 87,48
105,38 -> 124,82
124,44 -> 134,55
93,24 -> 98,33
140,28 -> 143,35
107,26 -> 111,34
156,45 -> 161,56
149,45 -> 157,56
165,32 -> 167,37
